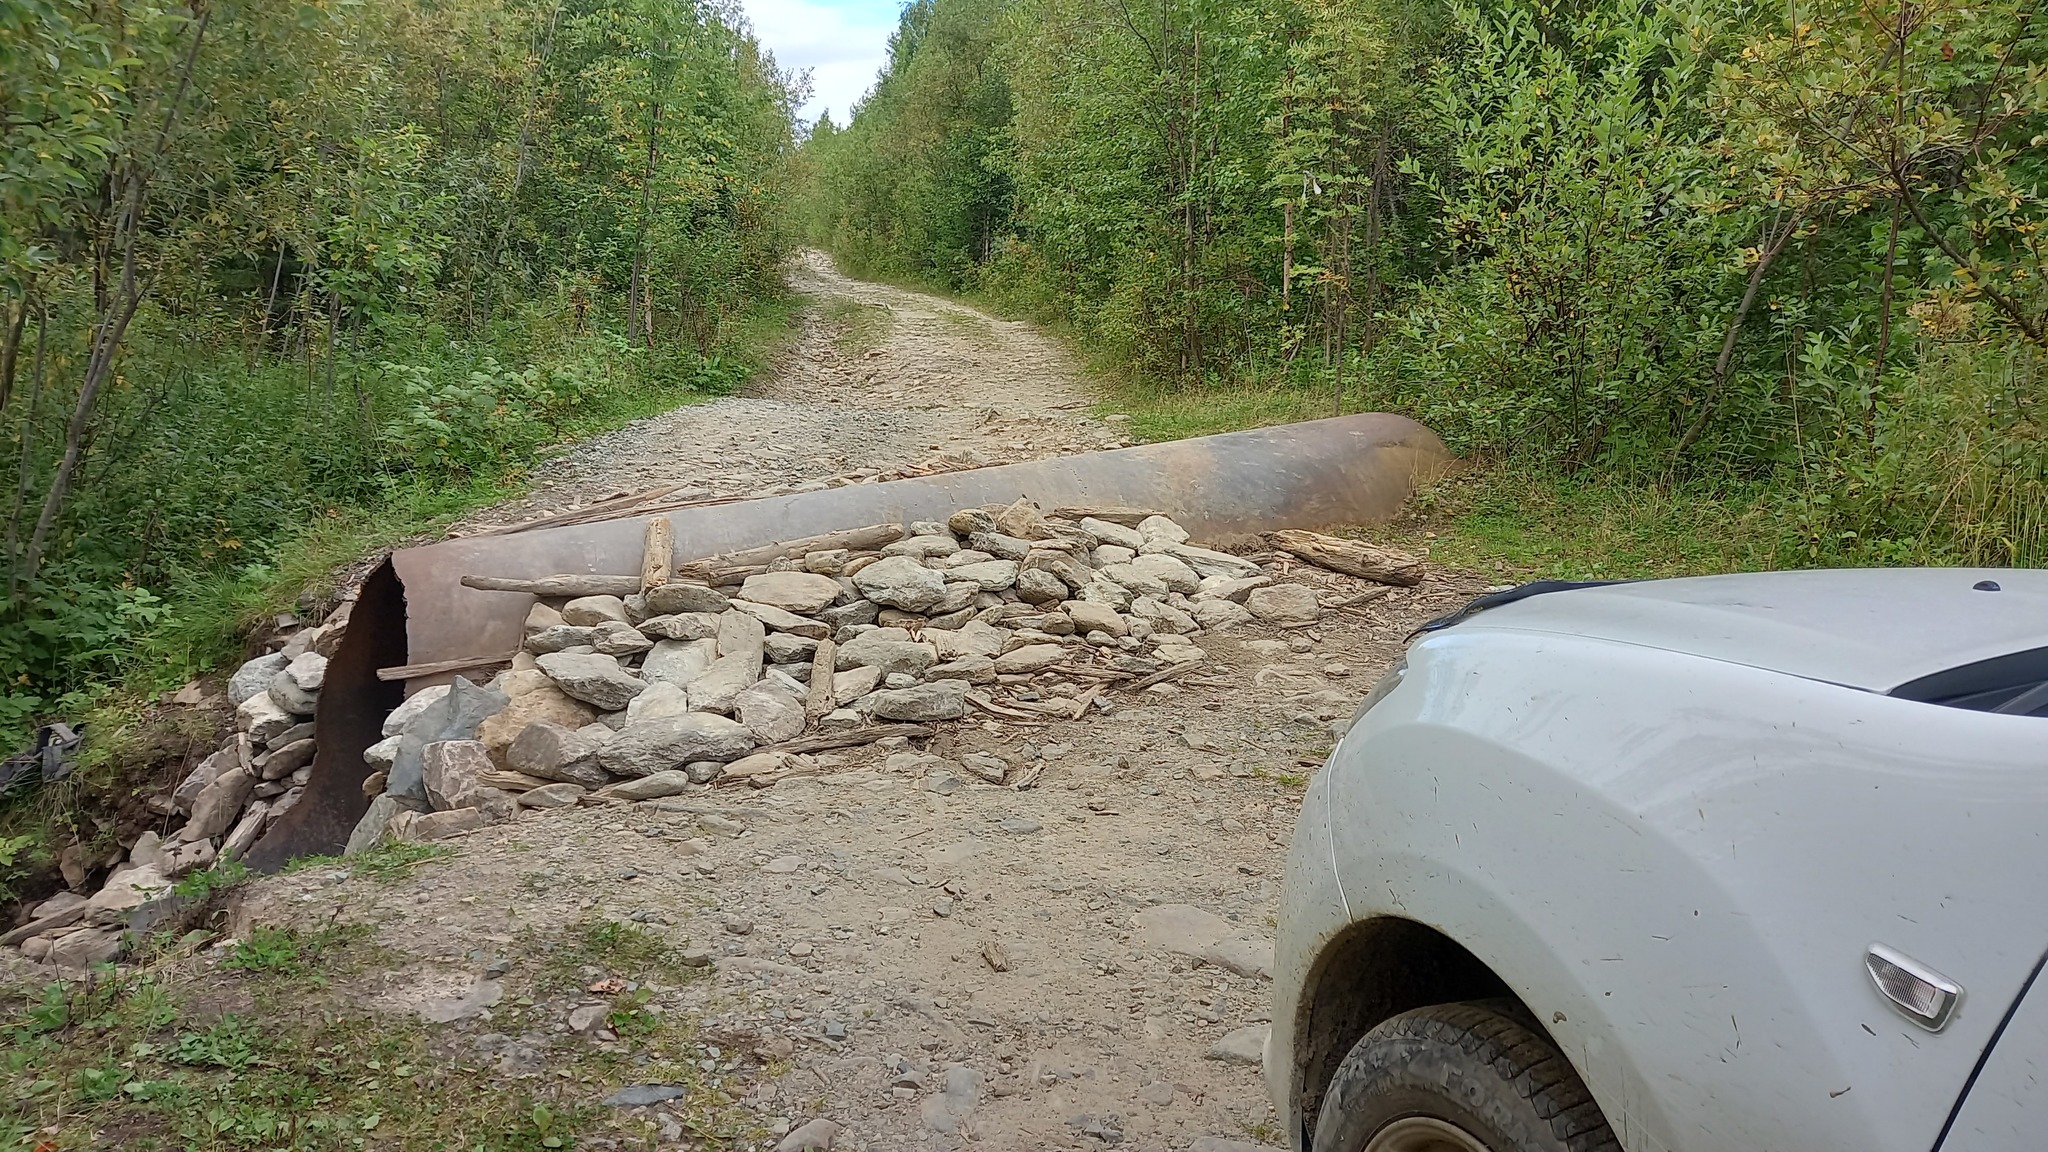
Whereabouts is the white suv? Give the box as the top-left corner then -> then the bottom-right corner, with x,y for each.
1266,570 -> 2048,1152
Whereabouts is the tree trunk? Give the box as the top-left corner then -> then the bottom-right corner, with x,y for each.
0,291 -> 26,415
1668,210 -> 1801,466
15,5 -> 210,590
3,297 -> 50,585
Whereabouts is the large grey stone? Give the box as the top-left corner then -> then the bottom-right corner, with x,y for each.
861,680 -> 968,722
345,795 -> 404,856
1247,584 -> 1322,628
729,600 -> 830,639
925,655 -> 996,684
597,714 -> 758,777
993,644 -> 1065,674
561,595 -> 629,626
716,609 -> 768,659
687,653 -> 764,714
1201,936 -> 1276,980
643,583 -> 730,615
836,635 -> 936,677
817,599 -> 879,629
625,681 -> 692,722
921,1065 -> 982,1134
48,927 -> 124,970
739,572 -> 843,614
1099,562 -> 1169,599
852,556 -> 947,612
228,653 -> 289,707
832,665 -> 883,701
1133,903 -> 1236,955
283,651 -> 328,691
1078,517 -> 1144,551
1128,553 -> 1202,594
599,770 -> 696,801
476,682 -> 597,765
1162,542 -> 1262,579
637,613 -> 720,641
1137,515 -> 1190,546
385,676 -> 510,802
423,740 -> 496,811
765,633 -> 821,664
930,620 -> 1007,659
382,683 -> 451,736
536,652 -> 647,710
84,864 -> 170,926
642,637 -> 719,687
947,560 -> 1020,591
179,768 -> 257,843
1064,601 -> 1130,638
882,534 -> 960,560
1015,567 -> 1067,605
1194,574 -> 1272,603
506,721 -> 612,788
967,531 -> 1031,561
1207,1023 -> 1270,1065
734,683 -> 805,744
1191,599 -> 1255,630
589,620 -> 654,656
256,738 -> 316,781
266,670 -> 319,715
236,691 -> 294,745
524,624 -> 598,654
519,782 -> 585,808
174,744 -> 238,813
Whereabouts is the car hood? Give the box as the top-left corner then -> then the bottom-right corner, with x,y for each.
1462,568 -> 2048,692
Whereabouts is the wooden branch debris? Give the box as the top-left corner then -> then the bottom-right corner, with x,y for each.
1125,659 -> 1203,691
640,518 -> 673,592
1049,505 -> 1161,527
1069,684 -> 1103,719
768,722 -> 930,755
966,692 -> 1052,723
377,653 -> 513,682
673,523 -> 904,583
1328,585 -> 1395,611
1268,530 -> 1425,586
981,939 -> 1011,972
461,573 -> 643,597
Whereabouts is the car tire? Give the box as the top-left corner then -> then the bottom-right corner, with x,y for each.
1312,1000 -> 1621,1152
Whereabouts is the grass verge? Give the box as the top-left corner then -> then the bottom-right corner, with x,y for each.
4,838 -> 760,1152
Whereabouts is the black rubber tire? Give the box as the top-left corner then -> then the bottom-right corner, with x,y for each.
1312,1000 -> 1622,1152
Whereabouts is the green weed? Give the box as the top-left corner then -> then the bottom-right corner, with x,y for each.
348,840 -> 456,883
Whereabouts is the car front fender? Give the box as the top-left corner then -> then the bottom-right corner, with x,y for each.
1316,629 -> 2048,1152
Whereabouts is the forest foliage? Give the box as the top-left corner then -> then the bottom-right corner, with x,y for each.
2,0 -> 802,732
802,0 -> 2048,567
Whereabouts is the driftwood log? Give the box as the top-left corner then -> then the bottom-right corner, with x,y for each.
461,573 -> 644,597
1049,505 -> 1161,527
673,523 -> 904,583
1268,530 -> 1425,586
640,518 -> 674,592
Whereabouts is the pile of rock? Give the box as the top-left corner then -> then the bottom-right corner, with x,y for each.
6,605 -> 352,970
345,501 -> 1357,849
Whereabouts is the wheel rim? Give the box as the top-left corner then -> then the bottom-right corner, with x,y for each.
1363,1116 -> 1493,1152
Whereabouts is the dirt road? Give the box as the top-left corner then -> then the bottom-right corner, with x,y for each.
240,255 -> 1484,1151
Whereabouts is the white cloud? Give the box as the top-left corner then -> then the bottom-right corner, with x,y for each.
740,0 -> 897,126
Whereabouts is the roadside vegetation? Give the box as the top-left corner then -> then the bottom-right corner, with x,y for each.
1,0 -> 806,746
0,846 -> 752,1149
800,0 -> 2048,578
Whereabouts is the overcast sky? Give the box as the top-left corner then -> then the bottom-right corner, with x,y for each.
741,0 -> 900,128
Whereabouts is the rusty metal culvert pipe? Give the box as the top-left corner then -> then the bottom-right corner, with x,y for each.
243,412 -> 1451,869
